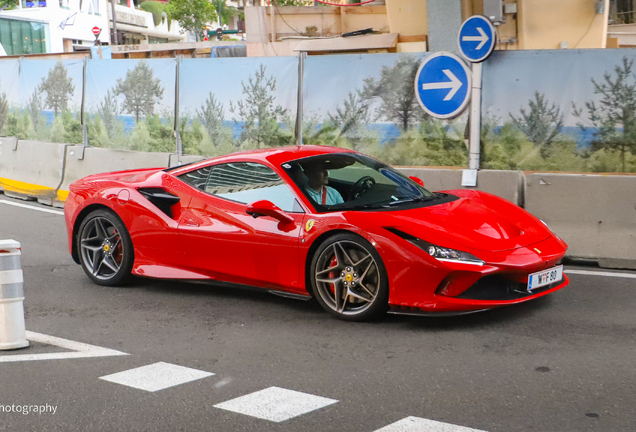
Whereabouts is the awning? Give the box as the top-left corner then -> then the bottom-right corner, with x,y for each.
293,33 -> 398,53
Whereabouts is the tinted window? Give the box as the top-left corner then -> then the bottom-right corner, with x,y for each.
178,167 -> 211,190
180,162 -> 303,213
282,153 -> 439,212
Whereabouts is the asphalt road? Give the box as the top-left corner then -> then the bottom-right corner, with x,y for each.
0,196 -> 634,432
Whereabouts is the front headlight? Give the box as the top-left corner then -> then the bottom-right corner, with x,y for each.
418,241 -> 484,266
385,227 -> 484,266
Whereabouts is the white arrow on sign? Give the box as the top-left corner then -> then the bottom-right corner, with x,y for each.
421,69 -> 462,101
462,27 -> 488,50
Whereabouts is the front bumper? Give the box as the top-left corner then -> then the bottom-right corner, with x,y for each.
388,234 -> 569,313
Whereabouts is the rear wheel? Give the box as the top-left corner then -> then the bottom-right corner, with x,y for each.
310,233 -> 388,321
77,209 -> 134,286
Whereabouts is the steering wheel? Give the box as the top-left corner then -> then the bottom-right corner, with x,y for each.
351,176 -> 376,200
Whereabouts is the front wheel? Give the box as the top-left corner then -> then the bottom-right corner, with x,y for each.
77,209 -> 134,286
310,233 -> 389,321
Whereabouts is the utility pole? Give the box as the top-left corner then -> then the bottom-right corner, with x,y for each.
111,0 -> 118,45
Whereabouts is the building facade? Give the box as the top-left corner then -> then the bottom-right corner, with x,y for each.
245,0 -> 614,57
0,0 -> 186,56
0,0 -> 110,54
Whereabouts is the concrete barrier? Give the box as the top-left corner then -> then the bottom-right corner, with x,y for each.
57,145 -> 173,205
525,173 -> 636,270
1,138 -> 633,269
397,167 -> 524,205
0,139 -> 67,204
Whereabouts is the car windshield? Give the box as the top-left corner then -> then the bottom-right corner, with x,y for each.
282,153 -> 437,212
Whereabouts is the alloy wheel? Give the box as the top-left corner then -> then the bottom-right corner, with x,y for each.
314,240 -> 381,316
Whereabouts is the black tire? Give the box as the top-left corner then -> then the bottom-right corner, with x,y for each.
76,209 -> 134,286
310,233 -> 389,321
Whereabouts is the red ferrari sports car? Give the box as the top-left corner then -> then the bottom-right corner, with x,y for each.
65,145 -> 568,321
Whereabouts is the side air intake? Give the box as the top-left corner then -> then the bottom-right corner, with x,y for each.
137,188 -> 180,219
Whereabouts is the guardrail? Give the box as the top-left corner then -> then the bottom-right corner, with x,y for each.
1,138 -> 635,269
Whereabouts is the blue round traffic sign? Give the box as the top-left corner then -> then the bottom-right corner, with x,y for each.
458,15 -> 496,63
414,52 -> 471,119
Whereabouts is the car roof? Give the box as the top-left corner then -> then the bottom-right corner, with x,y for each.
171,145 -> 357,174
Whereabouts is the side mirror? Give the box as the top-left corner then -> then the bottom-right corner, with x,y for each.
409,176 -> 425,187
246,200 -> 294,225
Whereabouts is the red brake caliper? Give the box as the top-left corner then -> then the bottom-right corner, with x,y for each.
327,256 -> 338,294
113,229 -> 122,262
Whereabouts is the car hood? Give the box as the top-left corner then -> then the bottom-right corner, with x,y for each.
352,190 -> 551,253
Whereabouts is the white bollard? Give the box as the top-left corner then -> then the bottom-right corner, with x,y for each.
0,240 -> 29,350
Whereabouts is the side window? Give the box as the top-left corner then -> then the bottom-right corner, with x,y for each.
184,162 -> 303,213
178,167 -> 212,191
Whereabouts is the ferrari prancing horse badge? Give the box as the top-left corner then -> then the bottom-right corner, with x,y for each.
305,219 -> 315,232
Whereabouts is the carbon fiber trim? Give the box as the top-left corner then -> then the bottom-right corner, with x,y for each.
457,275 -> 561,301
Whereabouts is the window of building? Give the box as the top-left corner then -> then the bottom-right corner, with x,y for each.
88,0 -> 99,15
611,0 -> 636,24
148,36 -> 168,44
0,19 -> 48,56
22,0 -> 46,7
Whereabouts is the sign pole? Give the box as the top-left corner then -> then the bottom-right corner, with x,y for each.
296,51 -> 306,145
469,61 -> 482,170
457,15 -> 496,185
111,0 -> 118,45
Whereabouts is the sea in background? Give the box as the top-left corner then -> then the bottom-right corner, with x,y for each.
41,111 -> 598,148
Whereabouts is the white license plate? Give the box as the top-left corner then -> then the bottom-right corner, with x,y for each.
527,265 -> 563,291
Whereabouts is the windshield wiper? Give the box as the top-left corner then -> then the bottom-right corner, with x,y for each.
387,195 -> 436,206
347,202 -> 388,210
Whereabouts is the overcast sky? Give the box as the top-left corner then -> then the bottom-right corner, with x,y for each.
179,56 -> 298,120
17,59 -> 84,109
483,48 -> 636,127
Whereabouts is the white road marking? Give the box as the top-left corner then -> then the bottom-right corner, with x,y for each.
0,331 -> 128,362
100,362 -> 214,392
0,199 -> 64,215
214,386 -> 338,423
566,269 -> 636,279
375,416 -> 487,432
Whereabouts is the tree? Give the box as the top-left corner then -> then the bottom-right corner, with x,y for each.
0,0 -> 19,10
3,111 -> 32,140
0,85 -> 9,133
140,1 -> 171,28
510,91 -> 564,147
26,87 -> 44,132
114,61 -> 164,123
212,0 -> 239,26
573,57 -> 636,172
98,89 -> 120,138
38,61 -> 74,117
168,0 -> 217,41
230,65 -> 289,148
361,56 -> 423,131
197,93 -> 231,146
327,91 -> 371,149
